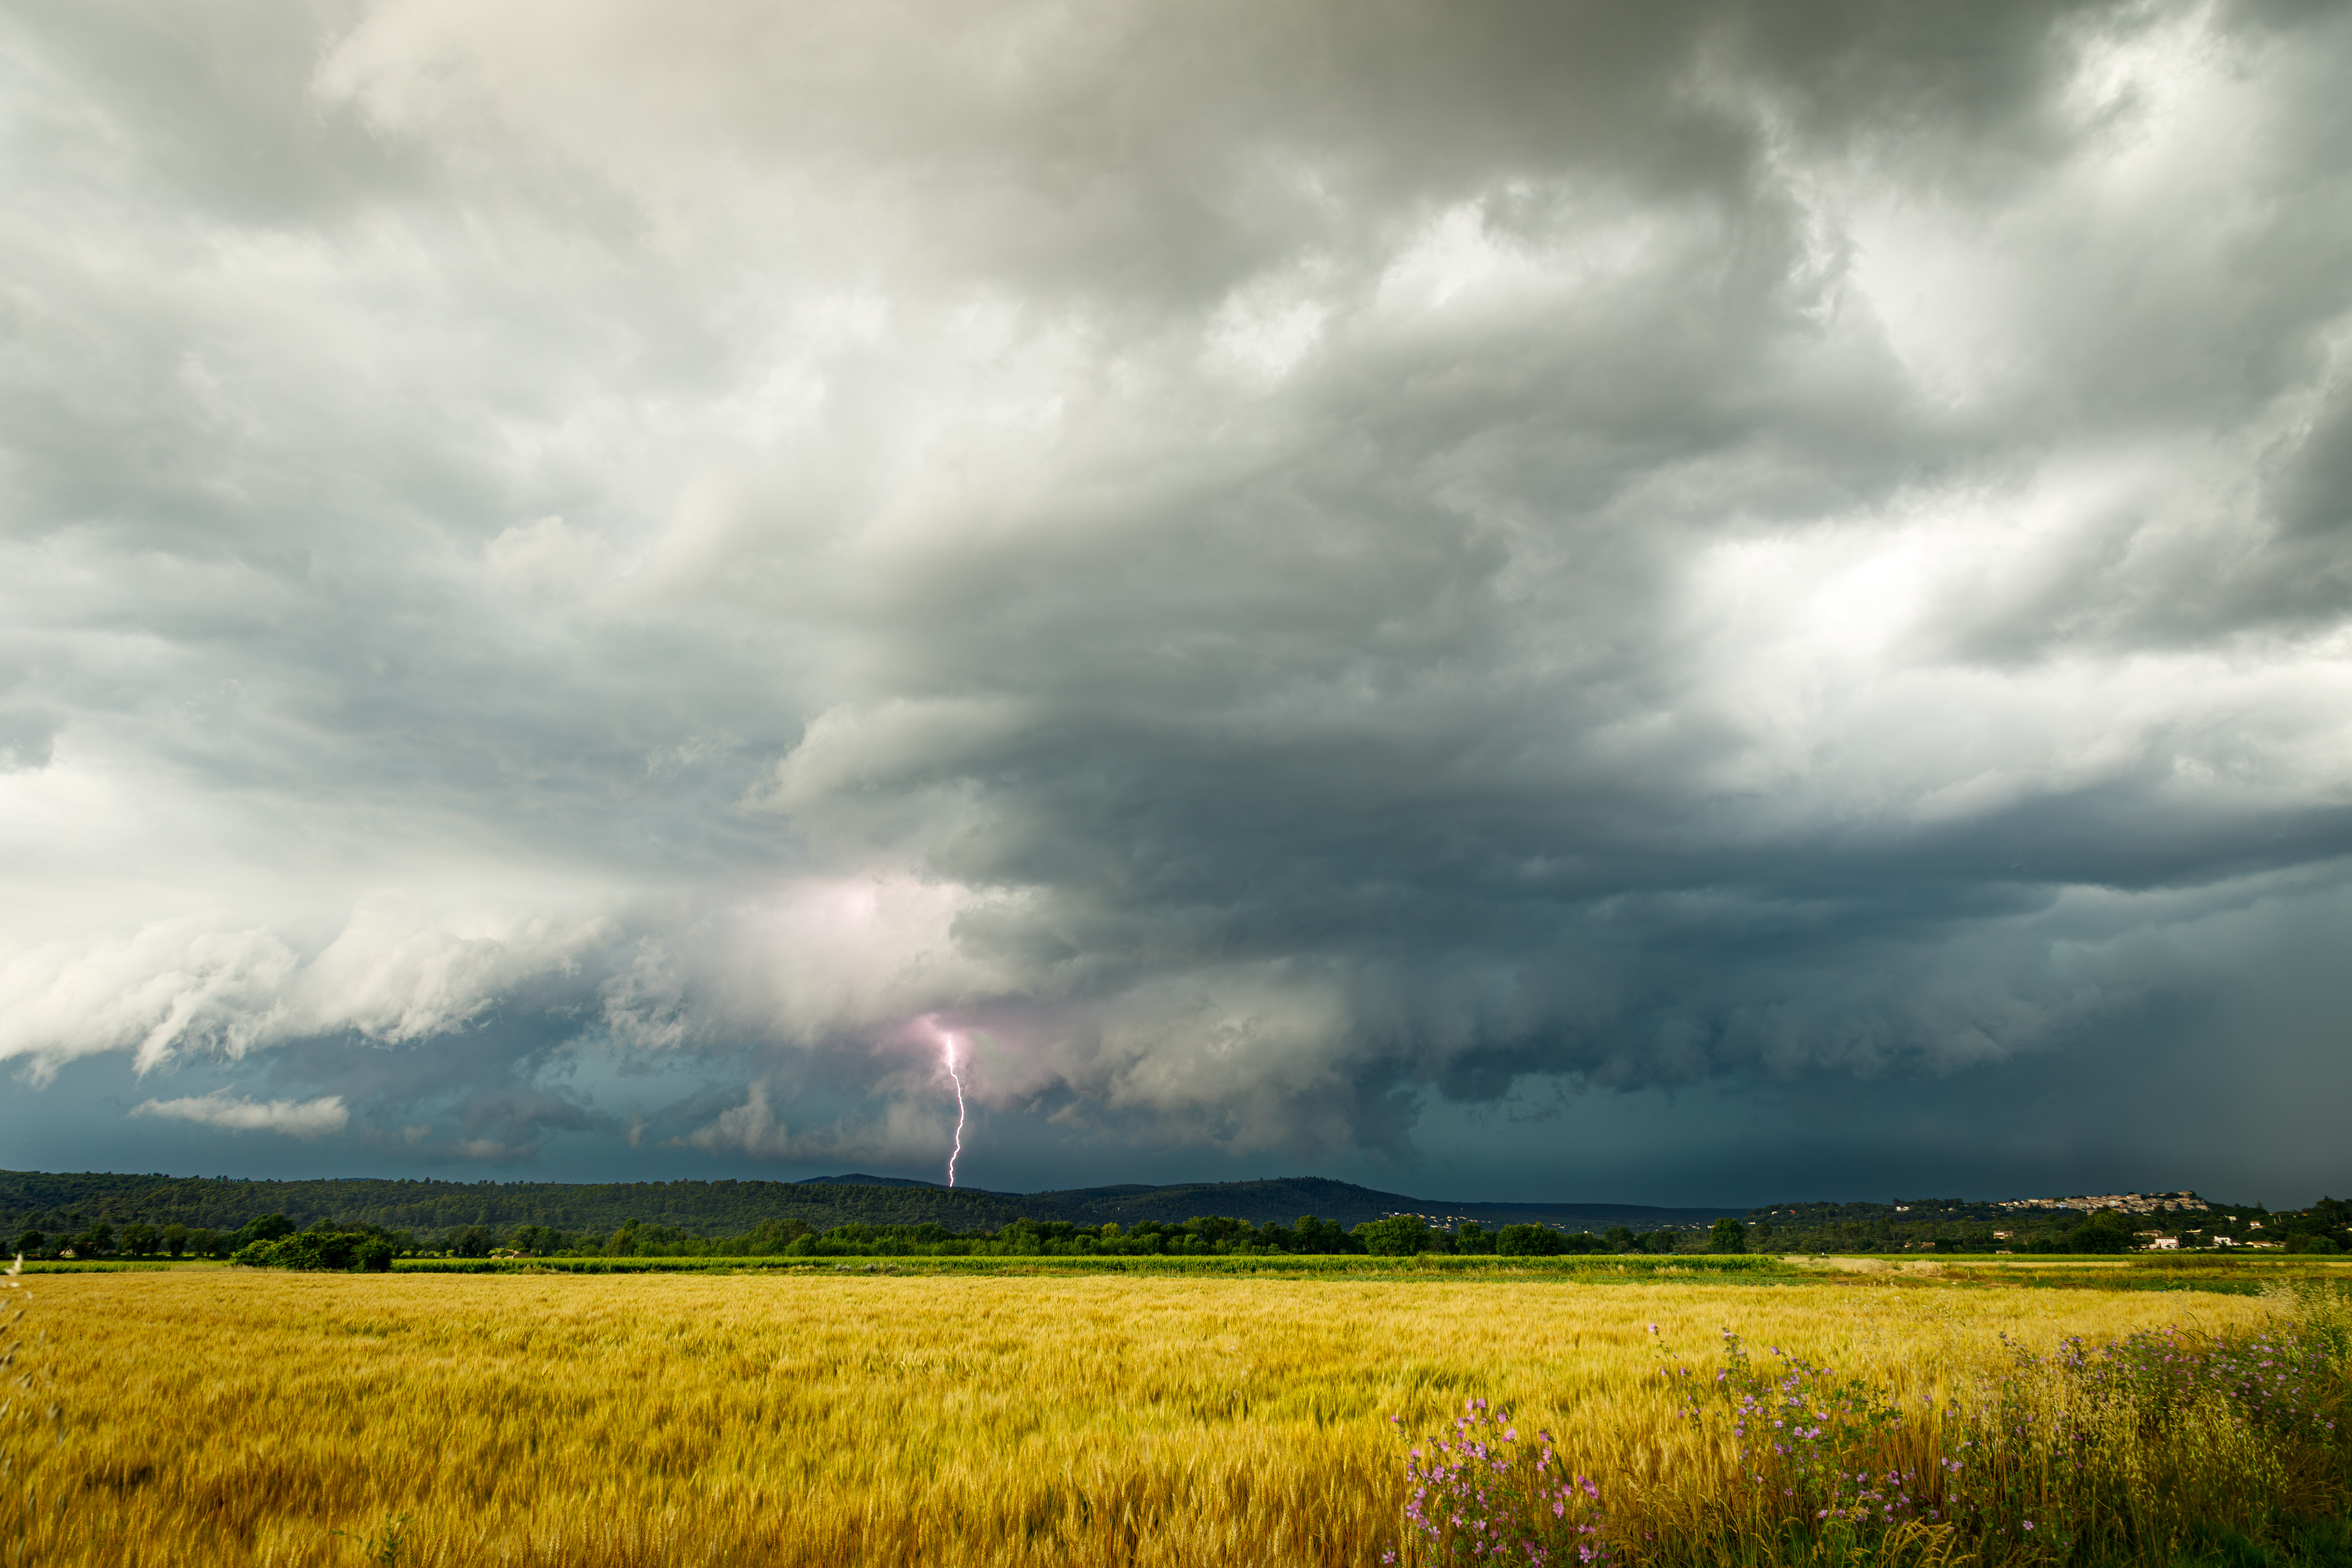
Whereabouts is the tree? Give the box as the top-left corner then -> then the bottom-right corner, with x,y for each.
1708,1217 -> 1748,1255
508,1224 -> 571,1256
1454,1222 -> 1495,1256
1356,1216 -> 1433,1256
118,1222 -> 160,1257
1495,1224 -> 1565,1257
15,1230 -> 45,1258
447,1225 -> 495,1259
2065,1211 -> 2135,1254
1187,1215 -> 1248,1247
161,1224 -> 189,1258
230,1214 -> 295,1251
1289,1216 -> 1360,1255
742,1218 -> 811,1255
281,1233 -> 350,1270
1602,1226 -> 1638,1253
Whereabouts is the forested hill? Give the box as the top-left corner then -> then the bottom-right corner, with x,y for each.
0,1169 -> 1731,1242
0,1171 -> 1029,1240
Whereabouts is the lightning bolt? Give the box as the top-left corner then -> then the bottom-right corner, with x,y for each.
942,1030 -> 967,1188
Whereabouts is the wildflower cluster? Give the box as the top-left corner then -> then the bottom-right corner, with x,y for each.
1672,1330 -> 1934,1539
1386,1399 -> 1607,1565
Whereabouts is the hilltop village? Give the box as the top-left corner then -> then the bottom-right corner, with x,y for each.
1745,1192 -> 2349,1254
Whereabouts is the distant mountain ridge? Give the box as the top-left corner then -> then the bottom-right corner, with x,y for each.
0,1168 -> 1735,1241
791,1173 -> 948,1190
1018,1176 -> 1731,1230
750,1172 -> 1732,1229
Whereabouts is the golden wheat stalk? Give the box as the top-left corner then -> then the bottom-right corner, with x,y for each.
3,1252 -> 45,1485
5,1265 -> 2337,1566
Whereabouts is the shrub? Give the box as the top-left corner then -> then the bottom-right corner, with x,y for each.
231,1230 -> 397,1272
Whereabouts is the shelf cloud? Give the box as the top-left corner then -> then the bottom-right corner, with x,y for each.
4,0 -> 2351,1202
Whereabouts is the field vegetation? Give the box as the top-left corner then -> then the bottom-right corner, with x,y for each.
3,1264 -> 2346,1566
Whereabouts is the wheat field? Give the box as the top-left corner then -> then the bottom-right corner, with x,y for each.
0,1269 -> 2298,1566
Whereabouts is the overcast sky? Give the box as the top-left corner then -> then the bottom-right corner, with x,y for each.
4,0 -> 2350,1208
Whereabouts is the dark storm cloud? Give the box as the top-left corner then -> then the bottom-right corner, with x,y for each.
3,0 -> 2350,1201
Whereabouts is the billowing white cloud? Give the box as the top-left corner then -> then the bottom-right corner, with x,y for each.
0,903 -> 615,1080
4,0 -> 2352,1196
132,1093 -> 350,1138
0,923 -> 299,1084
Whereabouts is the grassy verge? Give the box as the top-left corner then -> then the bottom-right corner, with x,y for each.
377,1252 -> 2352,1290
32,1252 -> 2343,1295
388,1250 -> 1794,1279
12,1258 -> 222,1273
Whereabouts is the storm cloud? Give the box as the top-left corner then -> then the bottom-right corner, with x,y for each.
4,0 -> 2351,1203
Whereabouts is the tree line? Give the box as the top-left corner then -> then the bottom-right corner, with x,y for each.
25,1174 -> 2338,1266
534,1213 -> 1750,1261
15,1210 -> 1756,1269
15,1213 -> 309,1262
0,1170 -> 1721,1244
